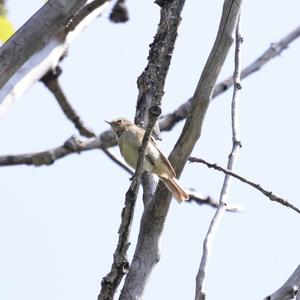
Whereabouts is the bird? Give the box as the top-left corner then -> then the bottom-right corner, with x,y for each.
106,118 -> 189,202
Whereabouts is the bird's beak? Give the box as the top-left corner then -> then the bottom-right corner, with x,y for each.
105,120 -> 112,125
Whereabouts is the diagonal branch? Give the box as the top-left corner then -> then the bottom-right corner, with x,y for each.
101,147 -> 134,175
99,0 -> 185,298
1,25 -> 300,167
187,190 -> 243,212
160,25 -> 300,132
189,156 -> 300,215
195,16 -> 243,300
120,1 -> 242,300
41,67 -> 96,138
0,0 -> 87,89
117,1 -> 186,299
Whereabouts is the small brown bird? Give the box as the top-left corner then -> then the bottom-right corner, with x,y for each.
106,118 -> 189,202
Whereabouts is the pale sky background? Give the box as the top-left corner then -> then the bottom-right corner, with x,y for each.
1,1 -> 300,300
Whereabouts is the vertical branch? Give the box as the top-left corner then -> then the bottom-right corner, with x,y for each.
195,15 -> 242,300
120,1 -> 242,300
118,1 -> 186,299
99,1 -> 185,299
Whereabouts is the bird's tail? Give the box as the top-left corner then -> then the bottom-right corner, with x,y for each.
161,176 -> 189,203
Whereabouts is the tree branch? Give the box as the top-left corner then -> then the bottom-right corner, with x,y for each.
66,0 -> 110,32
0,131 -> 116,167
189,157 -> 300,215
120,1 -> 242,299
118,1 -> 185,299
98,112 -> 159,300
187,190 -> 243,212
100,0 -> 184,297
263,264 -> 300,300
41,67 -> 96,138
0,0 -> 87,89
195,16 -> 242,300
1,25 -> 299,167
160,24 -> 300,132
0,0 -> 110,117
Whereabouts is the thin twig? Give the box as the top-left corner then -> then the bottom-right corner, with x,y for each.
101,147 -> 134,175
189,156 -> 300,215
160,25 -> 300,132
194,15 -> 243,300
117,1 -> 185,299
41,68 -> 96,138
188,190 -> 243,212
120,1 -> 242,300
1,26 -> 300,167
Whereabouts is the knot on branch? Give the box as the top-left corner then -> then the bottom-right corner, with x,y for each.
32,152 -> 56,166
101,259 -> 129,284
63,136 -> 83,152
40,66 -> 62,84
149,105 -> 162,118
110,0 -> 129,23
235,82 -> 242,90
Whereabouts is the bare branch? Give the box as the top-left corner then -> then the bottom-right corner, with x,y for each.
195,16 -> 243,300
186,190 -> 244,213
41,67 -> 96,138
1,25 -> 299,167
99,113 -> 159,300
263,265 -> 300,300
100,0 -> 184,297
120,1 -> 242,300
116,1 -> 185,299
189,157 -> 300,215
214,25 -> 300,98
0,131 -> 116,167
0,0 -> 110,117
0,0 -> 87,89
66,0 -> 110,31
160,25 -> 300,132
188,190 -> 243,212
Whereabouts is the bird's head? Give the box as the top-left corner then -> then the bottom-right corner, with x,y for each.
105,118 -> 132,136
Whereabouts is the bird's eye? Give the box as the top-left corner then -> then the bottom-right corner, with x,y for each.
117,120 -> 122,124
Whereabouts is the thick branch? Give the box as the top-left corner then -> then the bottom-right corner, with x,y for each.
0,0 -> 87,89
263,265 -> 300,300
0,0 -> 110,117
189,157 -> 300,214
1,25 -> 299,167
119,1 -> 185,299
121,1 -> 242,299
99,113 -> 159,300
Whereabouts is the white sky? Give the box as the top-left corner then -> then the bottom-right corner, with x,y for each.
1,1 -> 300,299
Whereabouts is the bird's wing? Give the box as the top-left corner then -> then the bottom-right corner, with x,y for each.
149,136 -> 176,177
